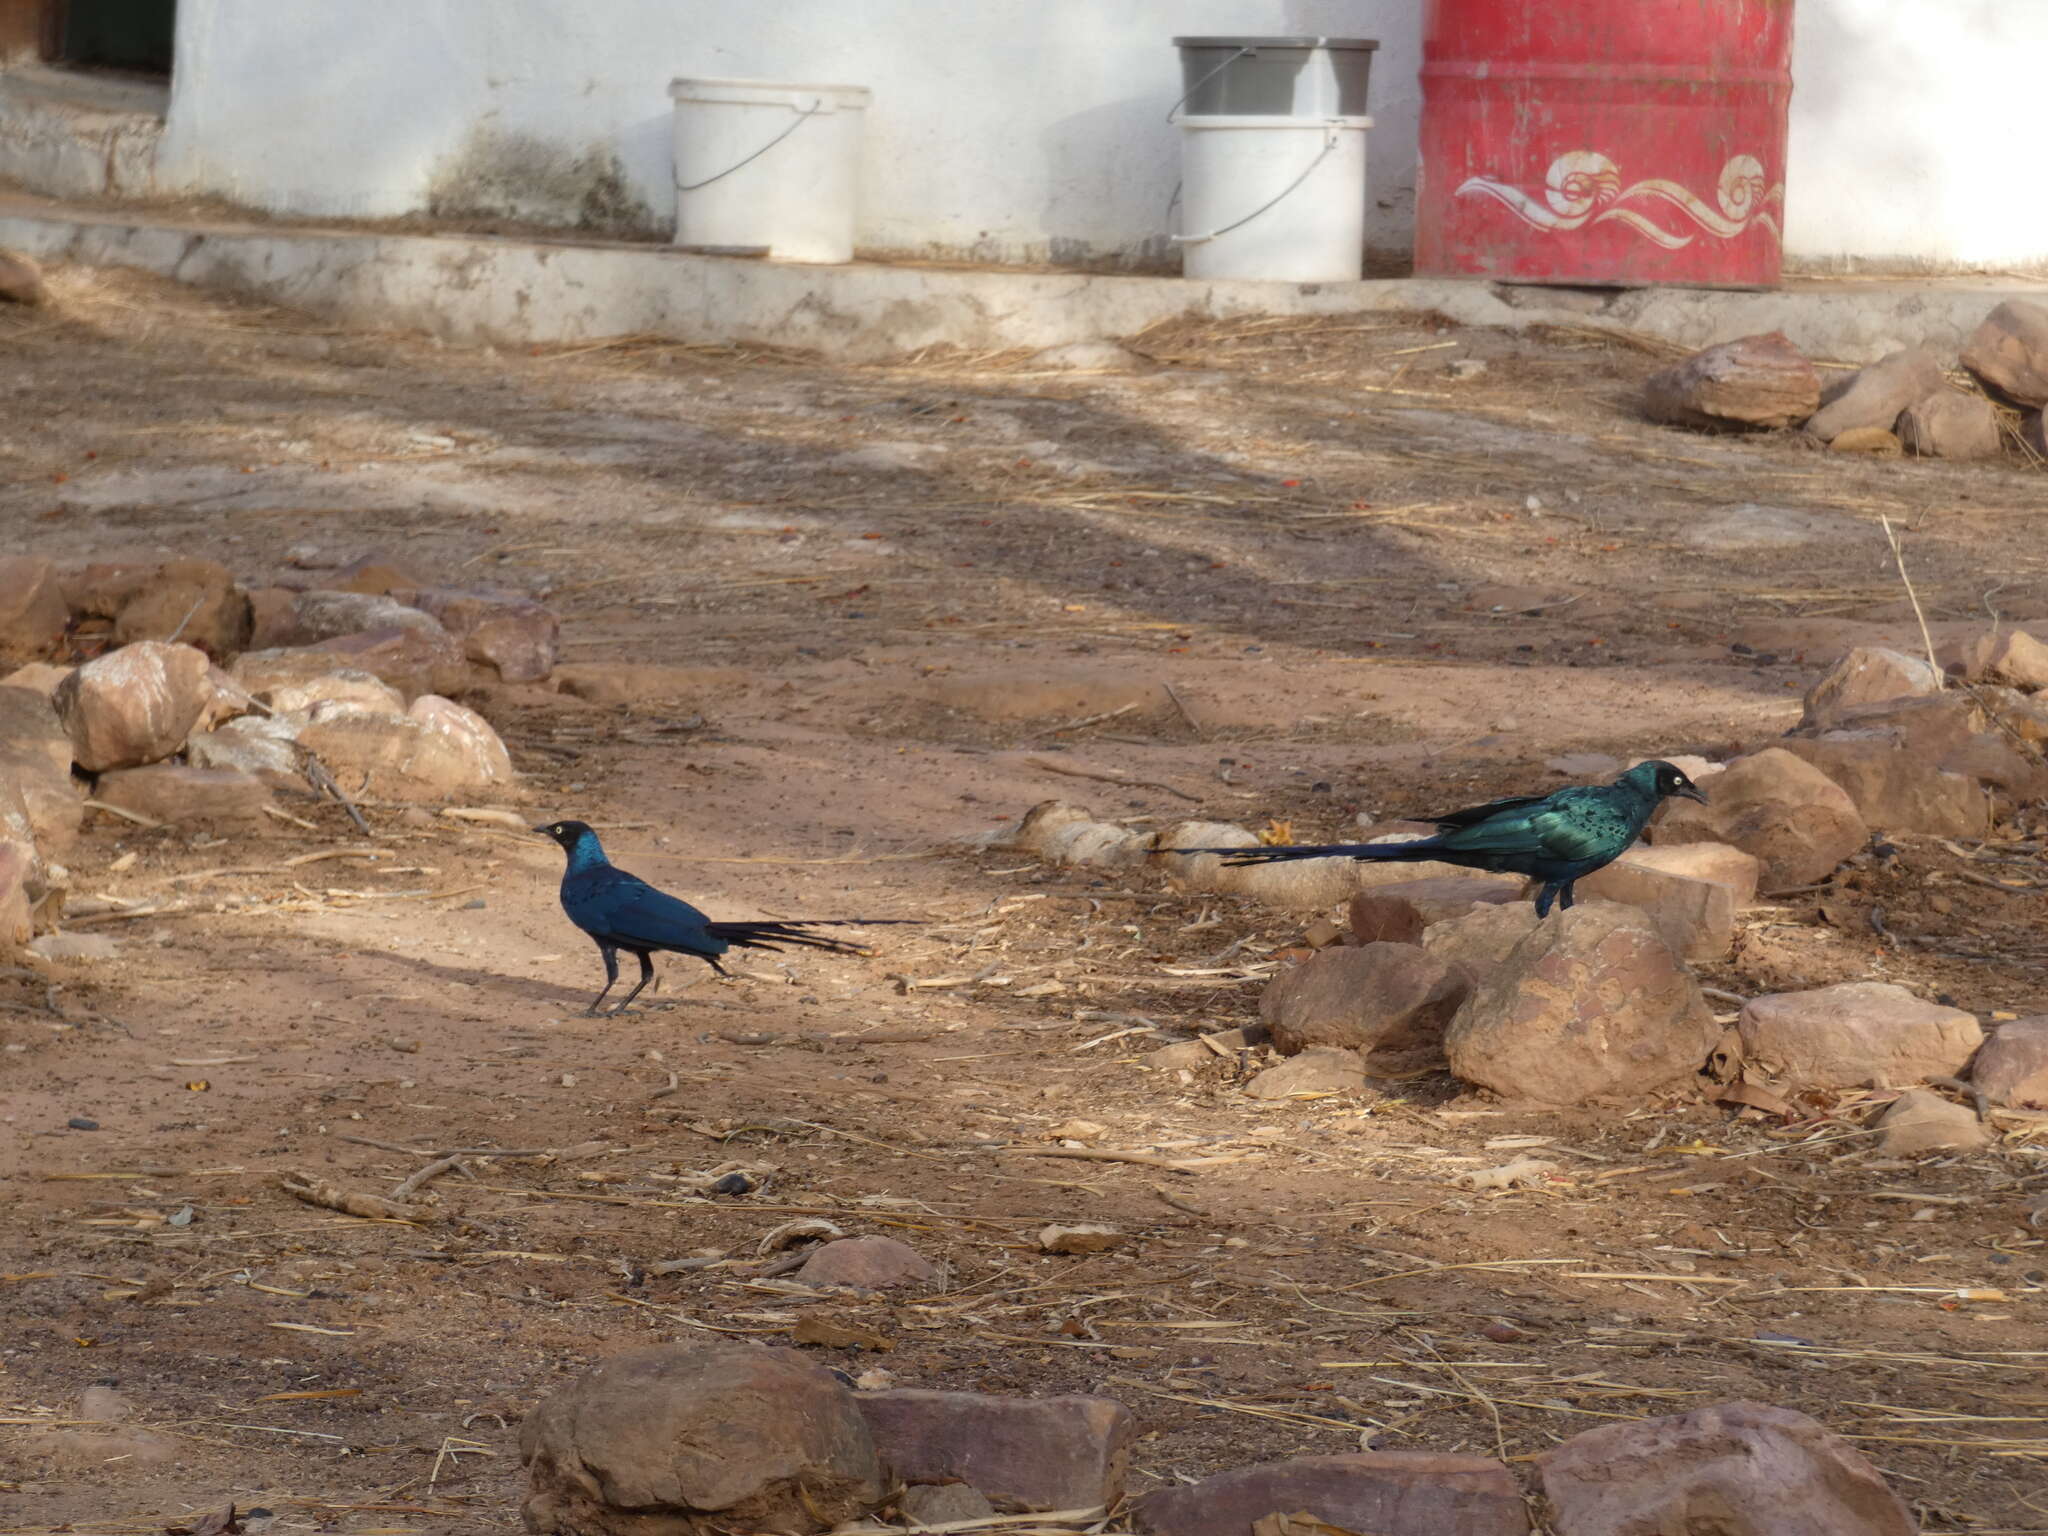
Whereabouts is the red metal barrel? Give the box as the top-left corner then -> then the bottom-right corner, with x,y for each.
1414,0 -> 1793,288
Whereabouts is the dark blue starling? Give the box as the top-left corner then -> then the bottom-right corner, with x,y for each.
1197,760 -> 1708,917
536,820 -> 911,1015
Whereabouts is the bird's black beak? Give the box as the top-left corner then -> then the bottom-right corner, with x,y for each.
1677,783 -> 1709,805
531,825 -> 555,838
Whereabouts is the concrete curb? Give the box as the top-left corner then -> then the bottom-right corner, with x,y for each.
4,193 -> 2046,364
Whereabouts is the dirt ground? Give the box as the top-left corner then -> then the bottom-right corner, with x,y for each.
3,269 -> 2046,1536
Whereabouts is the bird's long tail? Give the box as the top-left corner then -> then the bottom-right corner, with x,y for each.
703,918 -> 916,955
1189,839 -> 1445,869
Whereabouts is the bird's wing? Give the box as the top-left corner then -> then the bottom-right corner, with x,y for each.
568,869 -> 721,954
1429,791 -> 1552,830
1434,800 -> 1615,864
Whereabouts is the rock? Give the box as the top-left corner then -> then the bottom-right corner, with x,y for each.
408,694 -> 514,779
1805,346 -> 1947,443
1346,875 -> 1525,944
331,552 -> 424,595
1574,853 -> 1737,961
1213,855 -> 1368,910
1,662 -> 71,697
1897,387 -> 2004,459
1008,800 -> 1152,870
1444,904 -> 1718,1105
186,716 -> 305,783
1972,1016 -> 2048,1108
314,625 -> 472,700
856,1390 -> 1133,1513
1827,425 -> 1903,455
1739,982 -> 1982,1089
1937,628 -> 2048,690
1538,1399 -> 1912,1536
109,559 -> 252,656
1643,332 -> 1820,431
1655,748 -> 1867,891
1146,1024 -> 1269,1069
0,837 -> 33,948
1136,1453 -> 1529,1536
282,590 -> 443,644
94,765 -> 274,826
1780,730 -> 1988,837
1876,1088 -> 1990,1154
1039,1224 -> 1124,1254
61,557 -> 250,658
795,1236 -> 937,1291
1801,647 -> 1943,729
1961,298 -> 2048,407
0,684 -> 73,778
1260,943 -> 1467,1069
899,1483 -> 996,1525
262,668 -> 405,716
401,586 -> 560,683
1623,840 -> 1760,906
0,556 -> 68,665
1421,901 -> 1540,988
232,649 -> 401,705
194,665 -> 254,734
0,246 -> 46,305
0,685 -> 81,859
1243,1047 -> 1368,1099
246,586 -> 298,648
29,932 -> 118,963
519,1341 -> 885,1536
294,695 -> 512,799
52,641 -> 213,772
1828,690 -> 2048,801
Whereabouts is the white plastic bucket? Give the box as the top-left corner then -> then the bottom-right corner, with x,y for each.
669,77 -> 870,264
1175,114 -> 1371,282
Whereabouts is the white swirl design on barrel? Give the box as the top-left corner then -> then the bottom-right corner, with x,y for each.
1456,152 -> 1783,249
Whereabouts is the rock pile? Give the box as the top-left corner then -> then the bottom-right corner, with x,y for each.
1640,308 -> 2048,462
0,551 -> 554,953
518,1343 -> 1913,1536
1005,625 -> 2043,1112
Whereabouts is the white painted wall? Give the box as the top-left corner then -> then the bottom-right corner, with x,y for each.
156,0 -> 1422,267
1784,0 -> 2048,271
147,0 -> 2048,274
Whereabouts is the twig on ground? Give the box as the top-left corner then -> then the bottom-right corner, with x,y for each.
279,1173 -> 437,1223
1880,514 -> 1942,688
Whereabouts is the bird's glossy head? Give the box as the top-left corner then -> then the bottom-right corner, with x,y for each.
534,819 -> 600,854
1623,760 -> 1710,805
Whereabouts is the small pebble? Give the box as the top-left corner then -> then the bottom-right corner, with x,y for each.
67,1117 -> 100,1131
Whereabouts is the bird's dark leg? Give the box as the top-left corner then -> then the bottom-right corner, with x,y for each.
586,943 -> 620,1016
1533,883 -> 1557,919
1559,882 -> 1577,911
609,950 -> 657,1015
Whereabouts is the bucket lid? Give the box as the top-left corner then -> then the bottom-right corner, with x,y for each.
1172,36 -> 1379,51
668,76 -> 872,109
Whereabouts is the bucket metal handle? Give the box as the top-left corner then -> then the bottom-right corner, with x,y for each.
678,95 -> 825,193
1165,45 -> 1254,123
1168,123 -> 1343,245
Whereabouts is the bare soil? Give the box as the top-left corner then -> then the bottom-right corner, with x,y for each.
2,271 -> 2045,1535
